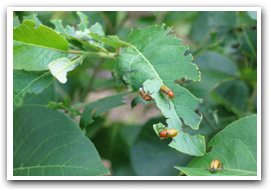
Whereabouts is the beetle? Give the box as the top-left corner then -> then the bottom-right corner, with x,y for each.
205,159 -> 224,172
138,87 -> 153,101
158,126 -> 178,141
160,85 -> 177,110
160,85 -> 174,99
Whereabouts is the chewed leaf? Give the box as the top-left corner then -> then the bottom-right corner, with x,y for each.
175,114 -> 257,176
52,12 -> 109,53
76,22 -> 107,52
49,57 -> 79,83
112,24 -> 204,156
50,19 -> 76,37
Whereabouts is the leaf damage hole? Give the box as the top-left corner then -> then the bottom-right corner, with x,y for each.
206,145 -> 213,153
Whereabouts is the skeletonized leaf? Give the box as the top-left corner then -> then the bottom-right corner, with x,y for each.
49,57 -> 79,83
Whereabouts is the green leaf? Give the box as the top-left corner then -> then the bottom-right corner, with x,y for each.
80,92 -> 129,129
114,24 -> 204,156
236,11 -> 257,27
190,11 -> 237,43
193,51 -> 239,75
13,20 -> 69,71
21,83 -> 58,106
88,122 -> 138,176
211,80 -> 249,118
185,69 -> 237,99
13,105 -> 110,176
76,22 -> 108,52
77,11 -> 89,31
73,11 -> 109,52
23,14 -> 42,27
50,13 -> 109,53
49,57 -> 80,83
13,70 -> 53,106
247,11 -> 257,20
13,17 -> 20,27
184,51 -> 239,99
50,19 -> 76,37
192,32 -> 226,58
175,114 -> 257,176
239,69 -> 257,80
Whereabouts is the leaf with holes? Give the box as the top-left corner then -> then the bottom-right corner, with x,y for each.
112,24 -> 204,156
13,20 -> 69,71
51,12 -> 109,53
174,114 -> 257,176
13,105 -> 109,176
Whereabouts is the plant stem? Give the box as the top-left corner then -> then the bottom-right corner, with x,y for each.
82,52 -> 117,59
67,50 -> 117,59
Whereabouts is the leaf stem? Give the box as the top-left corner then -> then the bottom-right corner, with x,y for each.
67,50 -> 117,59
82,52 -> 117,59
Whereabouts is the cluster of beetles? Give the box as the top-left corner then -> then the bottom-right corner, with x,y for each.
138,85 -> 224,173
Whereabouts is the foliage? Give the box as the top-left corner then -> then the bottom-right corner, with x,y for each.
175,114 -> 257,176
13,11 -> 257,176
13,105 -> 109,176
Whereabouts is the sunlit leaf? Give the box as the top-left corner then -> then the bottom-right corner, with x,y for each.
13,20 -> 69,71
